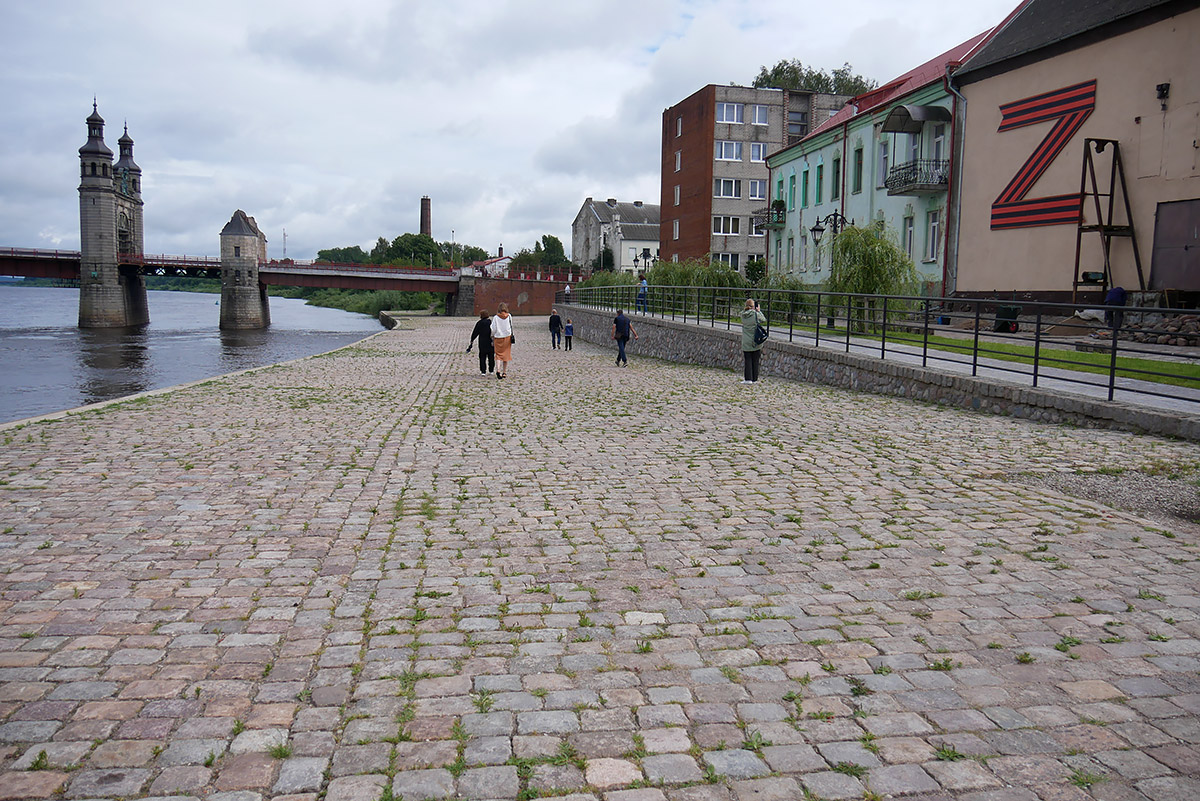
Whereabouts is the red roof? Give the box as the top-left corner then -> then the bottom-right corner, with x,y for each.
805,30 -> 995,140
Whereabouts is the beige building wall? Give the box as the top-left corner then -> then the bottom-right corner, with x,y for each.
955,8 -> 1199,295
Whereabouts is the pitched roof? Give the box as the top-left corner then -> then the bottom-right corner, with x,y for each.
800,30 -> 994,142
616,223 -> 661,241
955,0 -> 1187,83
588,199 -> 660,226
220,209 -> 263,238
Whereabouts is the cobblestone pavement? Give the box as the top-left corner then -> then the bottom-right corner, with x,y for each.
1,317 -> 1198,801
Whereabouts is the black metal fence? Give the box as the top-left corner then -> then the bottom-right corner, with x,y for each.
562,285 -> 1200,408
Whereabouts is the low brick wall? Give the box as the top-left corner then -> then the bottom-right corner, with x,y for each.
564,305 -> 1200,441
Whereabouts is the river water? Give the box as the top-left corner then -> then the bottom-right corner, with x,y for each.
0,285 -> 382,424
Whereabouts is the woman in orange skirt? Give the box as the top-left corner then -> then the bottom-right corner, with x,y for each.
490,302 -> 514,379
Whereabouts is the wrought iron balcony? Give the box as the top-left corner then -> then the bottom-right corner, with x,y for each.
752,206 -> 788,230
884,159 -> 950,195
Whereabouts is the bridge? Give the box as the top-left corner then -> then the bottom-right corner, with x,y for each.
0,247 -> 460,294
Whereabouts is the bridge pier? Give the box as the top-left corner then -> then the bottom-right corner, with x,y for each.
446,274 -> 475,316
78,103 -> 149,328
219,210 -> 270,329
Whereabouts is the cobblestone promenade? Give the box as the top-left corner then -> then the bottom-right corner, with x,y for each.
2,318 -> 1199,801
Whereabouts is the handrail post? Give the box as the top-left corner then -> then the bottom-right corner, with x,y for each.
972,301 -> 981,376
788,292 -> 795,343
712,289 -> 717,328
815,293 -> 822,347
922,300 -> 930,367
1033,310 -> 1043,387
880,296 -> 888,359
845,294 -> 852,353
1108,313 -> 1120,401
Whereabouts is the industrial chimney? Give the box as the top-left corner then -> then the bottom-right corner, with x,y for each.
420,196 -> 432,237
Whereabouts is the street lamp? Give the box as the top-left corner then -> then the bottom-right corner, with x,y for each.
809,210 -> 851,248
809,211 -> 852,328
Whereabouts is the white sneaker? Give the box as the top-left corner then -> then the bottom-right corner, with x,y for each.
740,379 -> 751,384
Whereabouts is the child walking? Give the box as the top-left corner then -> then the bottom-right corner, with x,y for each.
563,318 -> 573,351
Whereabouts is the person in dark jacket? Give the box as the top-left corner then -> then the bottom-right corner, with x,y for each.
549,308 -> 563,349
612,309 -> 637,367
467,310 -> 495,375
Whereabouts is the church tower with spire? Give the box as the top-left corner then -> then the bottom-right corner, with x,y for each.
78,102 -> 148,327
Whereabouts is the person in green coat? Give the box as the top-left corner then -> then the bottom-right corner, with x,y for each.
741,298 -> 767,383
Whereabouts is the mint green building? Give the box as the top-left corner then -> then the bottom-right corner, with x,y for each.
762,33 -> 990,296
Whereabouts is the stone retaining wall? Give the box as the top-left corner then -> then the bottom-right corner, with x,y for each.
564,305 -> 1200,441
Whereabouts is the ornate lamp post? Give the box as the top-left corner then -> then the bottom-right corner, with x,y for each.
809,212 -> 852,328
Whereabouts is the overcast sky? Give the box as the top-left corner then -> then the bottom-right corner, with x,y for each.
1,0 -> 1017,261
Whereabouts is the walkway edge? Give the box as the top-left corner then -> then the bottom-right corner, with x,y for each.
565,306 -> 1200,442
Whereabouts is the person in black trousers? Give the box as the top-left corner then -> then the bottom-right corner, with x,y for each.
467,310 -> 495,375
549,308 -> 563,349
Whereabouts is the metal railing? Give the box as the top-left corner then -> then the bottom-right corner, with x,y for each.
566,284 -> 1200,409
884,159 -> 950,194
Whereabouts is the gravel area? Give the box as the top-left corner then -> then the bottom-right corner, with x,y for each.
1018,465 -> 1200,532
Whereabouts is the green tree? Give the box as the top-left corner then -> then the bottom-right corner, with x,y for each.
590,246 -> 615,271
826,222 -> 920,331
508,248 -> 539,268
385,233 -> 444,268
744,258 -> 766,286
752,59 -> 875,96
538,234 -> 567,267
316,245 -> 368,263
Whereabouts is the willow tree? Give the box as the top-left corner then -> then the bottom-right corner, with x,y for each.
826,222 -> 920,331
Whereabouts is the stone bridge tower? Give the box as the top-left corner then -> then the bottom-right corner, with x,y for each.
78,103 -> 149,327
219,210 -> 270,329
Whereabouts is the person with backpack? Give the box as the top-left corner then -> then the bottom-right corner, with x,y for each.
741,298 -> 767,383
611,309 -> 637,367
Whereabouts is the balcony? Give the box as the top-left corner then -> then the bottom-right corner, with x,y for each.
752,206 -> 788,230
884,159 -> 950,195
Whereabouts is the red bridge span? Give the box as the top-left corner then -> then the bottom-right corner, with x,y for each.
0,248 -> 461,294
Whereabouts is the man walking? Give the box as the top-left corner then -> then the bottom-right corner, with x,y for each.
549,308 -> 563,349
612,309 -> 637,367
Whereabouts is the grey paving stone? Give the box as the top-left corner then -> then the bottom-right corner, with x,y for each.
326,774 -> 388,801
643,753 -> 703,784
702,749 -> 770,780
866,763 -> 941,796
273,757 -> 328,794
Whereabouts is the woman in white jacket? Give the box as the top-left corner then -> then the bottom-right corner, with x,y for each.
490,303 -> 514,379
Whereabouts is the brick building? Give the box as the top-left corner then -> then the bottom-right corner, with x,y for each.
660,85 -> 848,272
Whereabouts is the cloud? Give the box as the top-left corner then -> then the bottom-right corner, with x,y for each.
0,0 -> 1018,260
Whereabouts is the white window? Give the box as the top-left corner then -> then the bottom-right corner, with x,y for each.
787,237 -> 794,270
715,140 -> 742,161
748,179 -> 767,201
673,185 -> 680,205
751,104 -> 769,126
672,219 -> 679,240
713,178 -> 741,198
877,139 -> 889,186
750,220 -> 765,237
903,216 -> 915,259
932,124 -> 946,161
925,209 -> 941,261
674,150 -> 681,172
676,116 -> 682,137
712,216 -> 741,235
750,143 -> 767,162
629,247 -> 636,263
800,234 -> 808,269
672,253 -> 679,262
714,253 -> 740,269
716,102 -> 744,124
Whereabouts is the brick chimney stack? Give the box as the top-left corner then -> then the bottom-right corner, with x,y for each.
420,196 -> 432,237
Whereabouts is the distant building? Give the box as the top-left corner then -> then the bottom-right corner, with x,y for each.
950,0 -> 1200,300
764,34 -> 990,294
571,197 -> 661,272
660,85 -> 849,272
